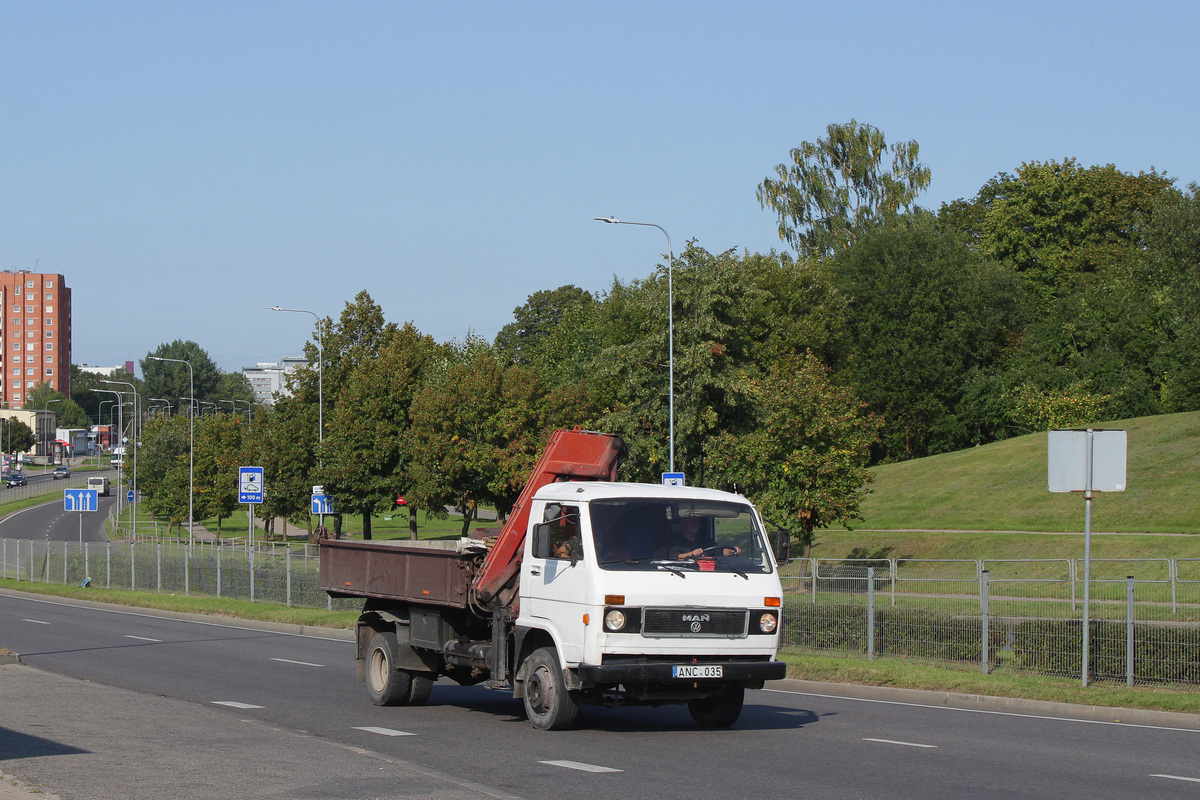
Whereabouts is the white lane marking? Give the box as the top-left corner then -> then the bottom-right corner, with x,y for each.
353,726 -> 416,737
270,657 -> 324,667
124,635 -> 162,642
212,701 -> 265,709
863,737 -> 938,749
1152,774 -> 1200,784
21,618 -> 49,624
539,760 -> 623,773
765,689 -> 1200,734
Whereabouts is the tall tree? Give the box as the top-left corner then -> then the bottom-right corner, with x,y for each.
319,323 -> 441,539
707,352 -> 881,552
757,119 -> 930,258
944,158 -> 1179,299
494,285 -> 594,366
140,341 -> 221,405
829,214 -> 1027,460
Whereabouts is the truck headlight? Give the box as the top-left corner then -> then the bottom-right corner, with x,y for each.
604,609 -> 627,632
759,612 -> 778,634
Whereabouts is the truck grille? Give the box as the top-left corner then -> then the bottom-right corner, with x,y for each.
642,608 -> 748,637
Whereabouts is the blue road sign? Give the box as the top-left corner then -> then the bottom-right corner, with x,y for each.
65,489 -> 99,512
239,466 -> 265,504
127,490 -> 135,503
662,472 -> 686,487
311,494 -> 336,515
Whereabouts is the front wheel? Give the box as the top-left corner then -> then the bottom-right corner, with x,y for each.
366,632 -> 412,706
522,647 -> 578,731
687,686 -> 744,728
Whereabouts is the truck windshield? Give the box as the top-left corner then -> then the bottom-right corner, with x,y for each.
591,498 -> 772,574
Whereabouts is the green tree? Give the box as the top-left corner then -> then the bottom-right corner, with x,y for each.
757,119 -> 931,258
26,382 -> 89,428
707,352 -> 881,553
945,158 -> 1179,299
829,214 -> 1027,460
494,285 -> 594,366
0,418 -> 35,454
408,342 -> 553,535
140,341 -> 222,405
134,416 -> 192,536
319,323 -> 441,539
244,398 -> 319,540
193,414 -> 246,538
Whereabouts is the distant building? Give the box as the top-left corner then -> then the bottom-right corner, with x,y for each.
78,362 -> 135,378
243,357 -> 308,405
0,271 -> 72,409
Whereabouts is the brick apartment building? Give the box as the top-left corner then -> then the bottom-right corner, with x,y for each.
0,270 -> 71,409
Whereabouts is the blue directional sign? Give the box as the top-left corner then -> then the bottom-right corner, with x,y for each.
662,472 -> 686,487
239,466 -> 265,504
311,494 -> 336,515
127,490 -> 135,503
65,489 -> 99,512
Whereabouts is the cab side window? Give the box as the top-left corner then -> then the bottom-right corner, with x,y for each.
543,504 -> 583,561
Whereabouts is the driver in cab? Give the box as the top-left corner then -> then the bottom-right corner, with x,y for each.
668,514 -> 741,559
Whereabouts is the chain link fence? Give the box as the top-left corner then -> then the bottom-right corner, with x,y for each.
780,556 -> 1200,688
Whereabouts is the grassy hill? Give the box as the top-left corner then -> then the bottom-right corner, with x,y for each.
853,411 -> 1200,534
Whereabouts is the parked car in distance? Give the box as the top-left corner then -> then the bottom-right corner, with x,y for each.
53,465 -> 70,479
6,473 -> 28,487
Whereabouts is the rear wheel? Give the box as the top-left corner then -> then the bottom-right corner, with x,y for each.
522,647 -> 578,731
366,632 -> 411,706
687,686 -> 744,727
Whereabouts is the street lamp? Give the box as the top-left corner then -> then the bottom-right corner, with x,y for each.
151,398 -> 173,417
265,306 -> 323,453
96,389 -> 126,520
594,216 -> 677,473
149,356 -> 194,544
103,380 -> 140,533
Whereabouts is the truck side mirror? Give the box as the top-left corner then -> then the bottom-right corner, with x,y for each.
531,522 -> 553,560
773,528 -> 791,564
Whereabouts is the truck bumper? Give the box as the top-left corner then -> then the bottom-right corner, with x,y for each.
576,659 -> 786,686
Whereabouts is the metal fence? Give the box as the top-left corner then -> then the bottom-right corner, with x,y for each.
779,557 -> 1200,688
0,535 -> 359,611
4,537 -> 1200,689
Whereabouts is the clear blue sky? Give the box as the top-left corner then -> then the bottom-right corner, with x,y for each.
3,1 -> 1196,375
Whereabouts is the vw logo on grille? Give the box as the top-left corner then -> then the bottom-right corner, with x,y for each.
690,621 -> 702,633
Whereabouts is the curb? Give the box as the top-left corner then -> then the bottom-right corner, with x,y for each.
766,678 -> 1200,730
0,652 -> 20,665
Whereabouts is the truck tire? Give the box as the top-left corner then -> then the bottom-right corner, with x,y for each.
406,673 -> 434,706
687,686 -> 744,728
366,632 -> 412,706
522,647 -> 578,731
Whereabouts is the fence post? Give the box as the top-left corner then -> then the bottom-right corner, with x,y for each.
286,545 -> 292,608
1171,559 -> 1177,616
62,542 -> 68,585
249,540 -> 256,603
43,540 -> 49,583
867,566 -> 876,661
184,544 -> 190,596
2,537 -> 6,579
157,542 -> 162,593
217,542 -> 222,597
131,540 -> 136,591
106,541 -> 111,588
1126,575 -> 1135,687
981,570 -> 990,675
812,558 -> 818,604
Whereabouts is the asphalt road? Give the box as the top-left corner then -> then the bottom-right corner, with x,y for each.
0,493 -> 118,546
3,591 -> 1200,800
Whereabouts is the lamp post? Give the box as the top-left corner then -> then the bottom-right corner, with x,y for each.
149,356 -> 194,544
96,390 -> 125,520
151,398 -> 173,417
594,216 -> 676,473
265,306 -> 323,452
102,380 -> 140,533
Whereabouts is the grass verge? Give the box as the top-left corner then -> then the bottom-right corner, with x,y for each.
780,649 -> 1200,715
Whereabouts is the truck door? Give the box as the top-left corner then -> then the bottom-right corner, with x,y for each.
523,502 -> 588,664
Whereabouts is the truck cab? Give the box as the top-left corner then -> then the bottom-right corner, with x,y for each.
516,481 -> 785,728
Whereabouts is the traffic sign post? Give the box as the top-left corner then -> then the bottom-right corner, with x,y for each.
239,468 -> 265,579
65,489 -> 100,554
